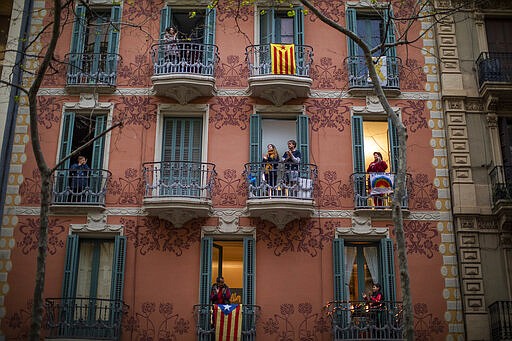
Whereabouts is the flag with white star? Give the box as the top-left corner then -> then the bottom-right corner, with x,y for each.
214,304 -> 242,341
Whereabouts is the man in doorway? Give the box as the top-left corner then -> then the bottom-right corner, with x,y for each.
210,276 -> 231,304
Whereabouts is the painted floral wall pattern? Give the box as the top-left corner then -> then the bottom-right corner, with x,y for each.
257,219 -> 335,257
20,168 -> 41,205
315,170 -> 353,209
112,96 -> 158,129
211,168 -> 247,207
413,303 -> 446,341
262,303 -> 329,341
209,97 -> 251,130
43,54 -> 66,86
407,172 -> 437,210
216,55 -> 249,88
307,0 -> 344,23
123,217 -> 200,256
4,300 -> 47,340
17,217 -> 67,255
306,99 -> 351,133
402,220 -> 439,259
216,0 -> 252,22
400,100 -> 428,133
310,57 -> 345,89
123,302 -> 192,341
124,0 -> 161,23
107,168 -> 145,205
117,54 -> 153,87
400,59 -> 428,92
37,96 -> 62,129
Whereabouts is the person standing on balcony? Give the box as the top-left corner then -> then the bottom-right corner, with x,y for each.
363,283 -> 384,327
210,276 -> 231,305
163,27 -> 179,63
69,155 -> 90,202
263,143 -> 280,189
282,139 -> 301,196
366,152 -> 388,206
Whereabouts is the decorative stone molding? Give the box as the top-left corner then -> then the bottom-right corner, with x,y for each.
70,212 -> 123,233
352,96 -> 400,115
64,97 -> 113,111
336,225 -> 389,238
465,99 -> 483,112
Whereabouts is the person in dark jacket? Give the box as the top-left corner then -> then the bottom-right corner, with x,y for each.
210,276 -> 231,305
69,155 -> 90,202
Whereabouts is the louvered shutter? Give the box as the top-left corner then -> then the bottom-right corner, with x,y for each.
388,118 -> 399,173
110,236 -> 126,302
204,7 -> 216,70
68,5 -> 87,84
380,238 -> 396,302
243,237 -> 256,335
352,116 -> 366,205
59,112 -> 75,169
106,6 -> 121,81
297,114 -> 309,165
62,234 -> 80,298
199,237 -> 212,340
249,114 -> 262,164
91,115 -> 107,169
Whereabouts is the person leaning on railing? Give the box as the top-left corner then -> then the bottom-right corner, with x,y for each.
366,152 -> 388,206
363,283 -> 384,327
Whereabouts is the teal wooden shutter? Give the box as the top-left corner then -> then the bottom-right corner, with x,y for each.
352,116 -> 365,206
160,6 -> 172,40
91,115 -> 107,169
388,118 -> 399,172
243,237 -> 256,335
333,238 -> 346,301
106,6 -> 121,79
199,237 -> 212,340
69,5 -> 87,82
204,7 -> 216,69
162,118 -> 202,162
199,237 -> 213,305
243,237 -> 255,306
297,114 -> 309,164
110,236 -> 127,302
249,114 -> 262,164
260,8 -> 275,45
380,238 -> 396,302
59,112 -> 75,169
383,8 -> 396,58
293,7 -> 304,46
346,8 -> 358,57
62,234 -> 80,298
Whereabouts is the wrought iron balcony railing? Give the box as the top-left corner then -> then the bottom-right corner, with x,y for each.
489,166 -> 512,205
51,168 -> 111,205
45,297 -> 127,340
193,304 -> 261,341
151,41 -> 219,76
245,44 -> 313,77
243,161 -> 317,199
350,172 -> 409,209
143,161 -> 216,200
345,56 -> 401,89
66,52 -> 121,87
476,52 -> 512,87
324,300 -> 404,340
489,300 -> 512,341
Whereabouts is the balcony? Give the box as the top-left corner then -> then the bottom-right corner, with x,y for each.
489,166 -> 512,227
345,56 -> 401,97
151,42 -> 219,104
142,161 -> 216,227
194,304 -> 260,341
65,52 -> 121,93
50,169 -> 110,213
324,300 -> 404,340
489,301 -> 512,341
45,297 -> 127,340
245,44 -> 313,106
477,52 -> 512,100
243,161 -> 317,229
350,172 -> 409,215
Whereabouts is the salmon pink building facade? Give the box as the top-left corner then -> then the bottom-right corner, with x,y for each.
0,0 -> 464,340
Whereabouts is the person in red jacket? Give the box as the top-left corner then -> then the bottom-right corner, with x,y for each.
363,283 -> 383,307
367,152 -> 389,206
210,276 -> 231,305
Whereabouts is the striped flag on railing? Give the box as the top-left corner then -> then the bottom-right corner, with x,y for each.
214,304 -> 242,341
271,43 -> 296,75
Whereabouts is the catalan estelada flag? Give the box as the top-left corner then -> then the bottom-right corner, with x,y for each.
270,43 -> 296,75
214,304 -> 242,341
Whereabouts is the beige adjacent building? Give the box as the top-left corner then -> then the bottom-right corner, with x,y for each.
435,0 -> 512,339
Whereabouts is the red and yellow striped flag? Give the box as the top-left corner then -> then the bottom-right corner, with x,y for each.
271,43 -> 296,75
214,304 -> 242,341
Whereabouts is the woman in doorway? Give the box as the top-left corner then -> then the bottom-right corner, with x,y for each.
262,144 -> 279,190
366,152 -> 388,206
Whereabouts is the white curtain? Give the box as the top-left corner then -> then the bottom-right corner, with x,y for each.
344,247 -> 357,300
363,247 -> 379,284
